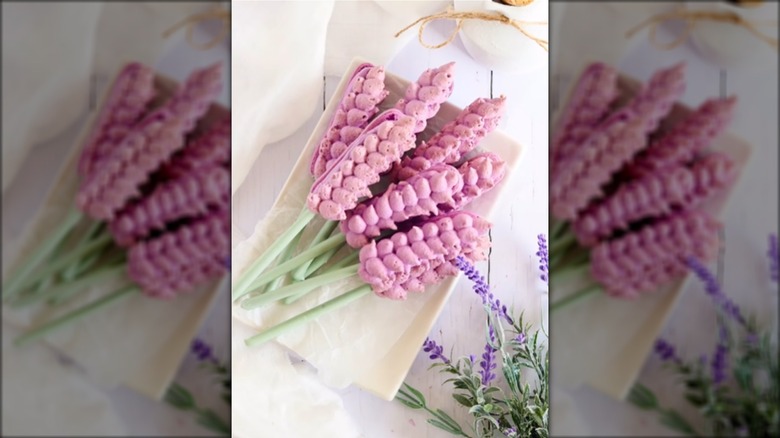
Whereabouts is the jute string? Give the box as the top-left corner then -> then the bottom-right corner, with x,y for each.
395,6 -> 548,52
625,6 -> 778,50
163,6 -> 230,50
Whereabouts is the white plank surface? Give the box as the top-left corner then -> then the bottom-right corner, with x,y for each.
550,22 -> 779,437
232,22 -> 549,437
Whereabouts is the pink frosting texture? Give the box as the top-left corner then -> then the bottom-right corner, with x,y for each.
551,63 -> 618,174
127,210 -> 229,300
340,164 -> 463,248
394,62 -> 456,134
626,97 -> 737,178
76,110 -> 187,221
307,110 -> 416,220
451,152 -> 506,210
110,165 -> 230,246
550,111 -> 647,221
161,115 -> 231,179
358,211 -> 491,300
624,63 -> 686,136
573,152 -> 736,246
162,63 -> 223,133
395,96 -> 506,180
78,62 -> 156,179
311,64 -> 389,177
590,211 -> 721,299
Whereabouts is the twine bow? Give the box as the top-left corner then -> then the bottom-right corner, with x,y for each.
395,6 -> 548,52
625,6 -> 778,50
163,6 -> 230,50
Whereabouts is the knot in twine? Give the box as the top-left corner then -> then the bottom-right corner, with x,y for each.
163,6 -> 230,50
395,6 -> 548,52
625,6 -> 778,50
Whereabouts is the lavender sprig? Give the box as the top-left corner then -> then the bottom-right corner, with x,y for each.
423,338 -> 451,364
685,256 -> 747,328
479,326 -> 498,385
536,234 -> 549,284
454,256 -> 514,326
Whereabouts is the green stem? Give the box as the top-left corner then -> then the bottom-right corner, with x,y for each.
260,228 -> 305,295
244,284 -> 372,347
232,209 -> 316,300
292,220 -> 339,281
304,246 -> 339,277
14,284 -> 138,347
14,264 -> 126,309
2,209 -> 84,301
62,223 -> 107,281
238,233 -> 346,300
241,265 -> 359,310
550,283 -> 602,313
327,250 -> 360,271
549,262 -> 590,288
11,233 -> 113,296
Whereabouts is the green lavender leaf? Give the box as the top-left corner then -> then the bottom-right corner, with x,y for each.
453,394 -> 473,408
195,409 -> 230,435
659,409 -> 698,436
628,383 -> 659,410
165,383 -> 195,410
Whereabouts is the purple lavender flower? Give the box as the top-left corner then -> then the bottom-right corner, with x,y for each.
479,325 -> 498,385
192,338 -> 217,363
454,256 -> 514,325
515,332 -> 526,345
503,427 -> 518,437
685,256 -> 746,327
422,338 -> 451,364
711,326 -> 729,384
537,233 -> 549,283
769,233 -> 778,283
654,338 -> 680,363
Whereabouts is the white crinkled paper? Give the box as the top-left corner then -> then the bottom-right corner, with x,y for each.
231,319 -> 361,438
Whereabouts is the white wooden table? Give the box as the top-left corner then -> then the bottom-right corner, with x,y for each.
550,14 -> 779,436
232,23 -> 549,437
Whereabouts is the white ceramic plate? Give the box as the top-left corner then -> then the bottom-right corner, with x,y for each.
232,57 -> 524,400
550,67 -> 752,399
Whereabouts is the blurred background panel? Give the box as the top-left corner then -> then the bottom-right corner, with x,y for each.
549,1 -> 778,436
2,2 -> 230,435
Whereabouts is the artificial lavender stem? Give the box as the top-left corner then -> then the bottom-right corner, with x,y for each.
550,220 -> 567,240
232,209 -> 316,300
292,220 -> 339,281
15,264 -> 127,308
258,228 -> 304,296
304,245 -> 341,277
14,284 -> 138,347
328,250 -> 360,271
550,284 -> 602,313
2,209 -> 83,300
244,284 -> 372,347
12,233 -> 114,296
62,223 -> 108,281
50,252 -> 126,305
241,265 -> 359,310
550,231 -> 577,254
238,233 -> 347,299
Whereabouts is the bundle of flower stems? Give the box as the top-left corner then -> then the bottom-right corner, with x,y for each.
233,62 -> 509,347
548,62 -> 739,312
3,62 -> 230,346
